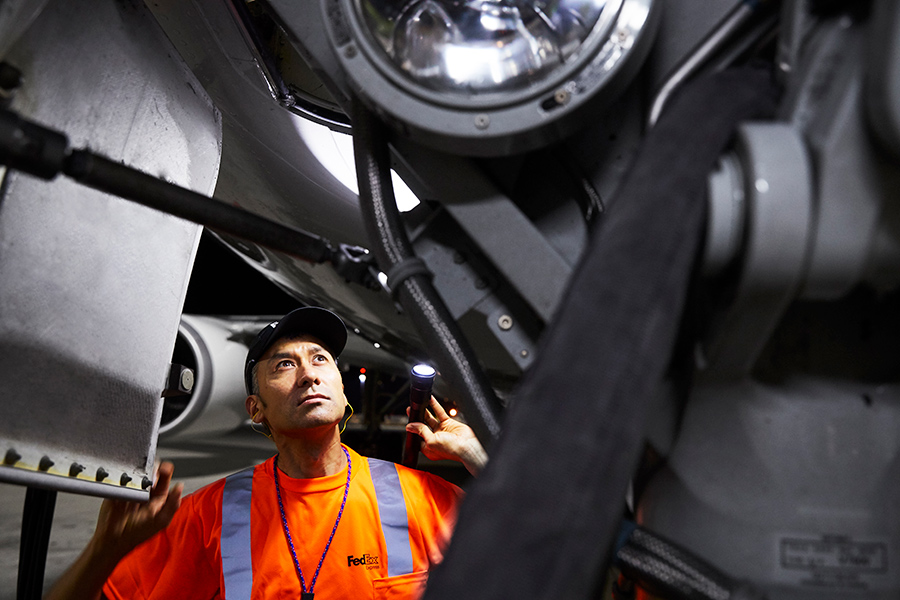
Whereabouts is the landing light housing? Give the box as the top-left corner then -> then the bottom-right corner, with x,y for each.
328,0 -> 660,156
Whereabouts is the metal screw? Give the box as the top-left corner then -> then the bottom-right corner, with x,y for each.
38,456 -> 54,471
344,45 -> 357,59
120,473 -> 133,486
520,349 -> 529,358
4,449 -> 21,465
142,476 -> 153,490
69,463 -> 85,477
554,88 -> 570,105
498,315 -> 513,330
474,114 -> 490,130
96,467 -> 109,482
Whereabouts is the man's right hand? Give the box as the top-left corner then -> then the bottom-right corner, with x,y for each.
93,461 -> 183,561
44,461 -> 183,600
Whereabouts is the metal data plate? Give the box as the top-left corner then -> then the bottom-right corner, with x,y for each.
0,0 -> 221,500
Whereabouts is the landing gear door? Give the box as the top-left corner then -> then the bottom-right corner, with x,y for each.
0,0 -> 222,500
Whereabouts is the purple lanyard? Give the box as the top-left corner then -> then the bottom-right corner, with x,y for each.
273,446 -> 351,600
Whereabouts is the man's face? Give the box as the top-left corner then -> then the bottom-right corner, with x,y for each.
252,334 -> 346,436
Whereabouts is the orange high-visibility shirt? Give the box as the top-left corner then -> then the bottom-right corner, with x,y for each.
103,446 -> 462,600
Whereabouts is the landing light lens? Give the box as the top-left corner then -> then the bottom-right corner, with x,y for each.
358,0 -> 610,94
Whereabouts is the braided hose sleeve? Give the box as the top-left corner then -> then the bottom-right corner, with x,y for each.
615,523 -> 768,600
351,99 -> 503,444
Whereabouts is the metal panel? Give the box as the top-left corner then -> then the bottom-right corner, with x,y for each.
0,0 -> 221,499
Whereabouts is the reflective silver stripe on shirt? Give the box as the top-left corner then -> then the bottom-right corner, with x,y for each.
221,466 -> 254,599
367,458 -> 414,577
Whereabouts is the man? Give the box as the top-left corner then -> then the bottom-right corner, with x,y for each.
47,307 -> 487,600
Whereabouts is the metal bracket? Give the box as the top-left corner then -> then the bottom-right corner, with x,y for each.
391,145 -> 572,324
702,123 -> 814,377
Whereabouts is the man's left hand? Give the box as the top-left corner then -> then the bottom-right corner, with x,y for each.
406,397 -> 488,476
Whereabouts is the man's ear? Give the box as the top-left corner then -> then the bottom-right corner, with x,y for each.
246,395 -> 261,421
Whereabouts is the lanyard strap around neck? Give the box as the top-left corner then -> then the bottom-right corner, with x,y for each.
273,446 -> 352,599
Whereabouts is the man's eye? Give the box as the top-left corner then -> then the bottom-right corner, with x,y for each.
277,359 -> 295,369
313,354 -> 329,363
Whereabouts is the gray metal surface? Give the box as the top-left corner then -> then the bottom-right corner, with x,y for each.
0,0 -> 51,59
866,1 -> 900,162
639,376 -> 900,599
0,0 -> 221,499
393,145 -> 574,324
782,19 -> 891,299
142,0 -> 366,246
703,153 -> 745,277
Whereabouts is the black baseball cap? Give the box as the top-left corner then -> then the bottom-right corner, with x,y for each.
244,307 -> 348,394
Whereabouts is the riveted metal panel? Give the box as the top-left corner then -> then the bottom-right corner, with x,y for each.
0,0 -> 221,499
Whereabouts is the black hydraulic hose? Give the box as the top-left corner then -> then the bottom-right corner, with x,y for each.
350,99 -> 503,445
62,149 -> 334,264
613,522 -> 768,600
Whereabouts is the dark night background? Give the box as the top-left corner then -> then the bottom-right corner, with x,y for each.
182,229 -> 298,316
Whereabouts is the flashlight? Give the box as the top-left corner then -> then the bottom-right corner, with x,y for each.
401,364 -> 436,468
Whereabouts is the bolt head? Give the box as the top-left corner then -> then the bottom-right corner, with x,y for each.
181,369 -> 194,391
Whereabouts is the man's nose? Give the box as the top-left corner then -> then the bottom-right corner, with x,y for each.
294,360 -> 320,386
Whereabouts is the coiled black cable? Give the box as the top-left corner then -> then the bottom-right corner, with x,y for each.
350,99 -> 502,445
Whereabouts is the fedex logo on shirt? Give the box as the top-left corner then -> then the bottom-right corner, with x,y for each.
347,553 -> 380,570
